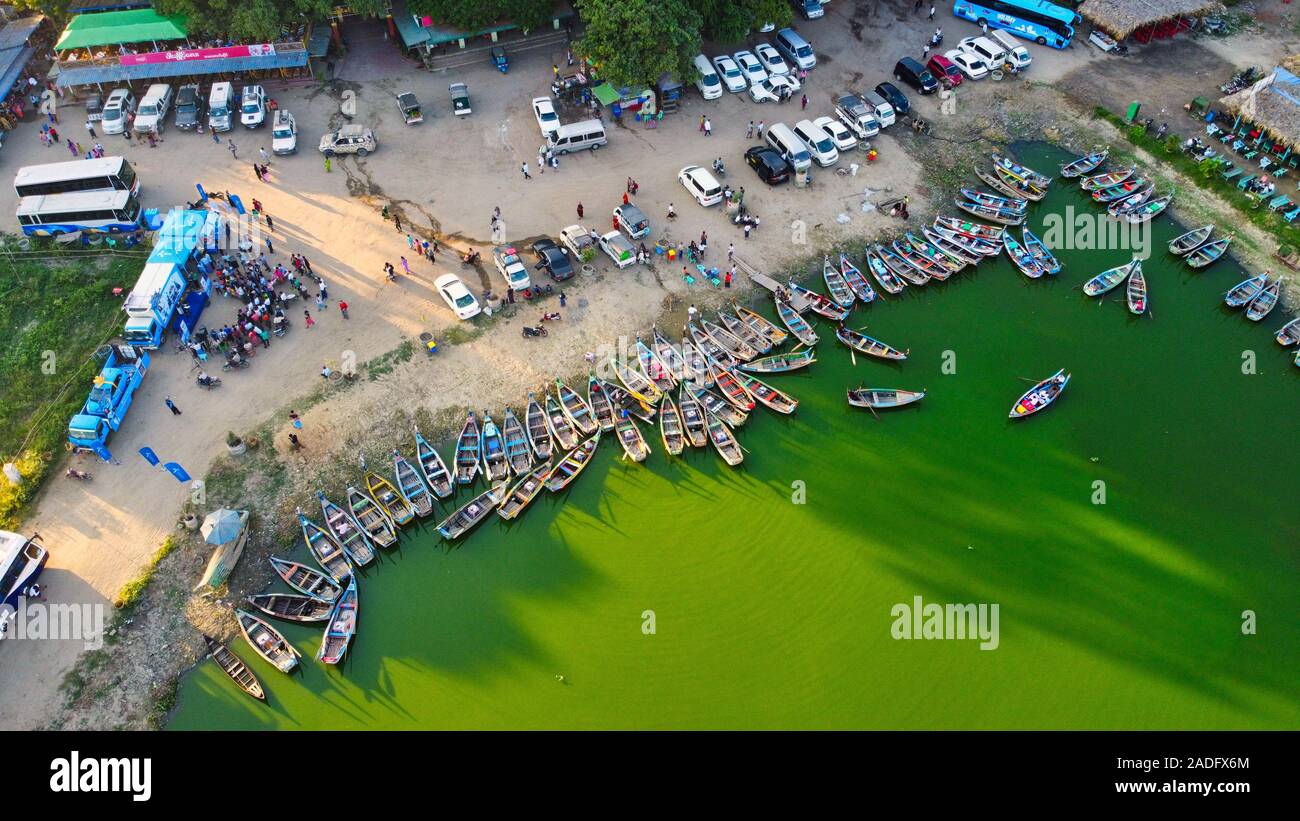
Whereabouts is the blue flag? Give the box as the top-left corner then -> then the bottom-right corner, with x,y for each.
162,462 -> 191,483
229,194 -> 246,215
139,447 -> 160,467
195,183 -> 208,202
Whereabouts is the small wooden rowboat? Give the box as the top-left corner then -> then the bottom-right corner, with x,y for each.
892,239 -> 950,281
710,362 -> 756,411
1060,148 -> 1108,178
346,485 -> 397,549
245,592 -> 333,623
689,322 -> 738,369
775,295 -> 819,346
298,511 -> 353,582
204,634 -> 264,700
992,153 -> 1051,188
864,247 -> 907,294
822,254 -> 855,307
414,429 -> 454,498
1126,266 -> 1148,315
236,609 -> 300,673
705,410 -> 744,467
836,325 -> 908,360
677,385 -> 708,448
658,392 -> 686,456
393,450 -> 434,517
733,303 -> 789,346
652,325 -> 690,381
501,407 -> 534,477
545,433 -> 600,492
1275,317 -> 1300,347
1083,258 -> 1140,297
733,370 -> 797,414
840,253 -> 877,302
318,491 -> 377,565
1020,228 -> 1060,275
1092,178 -> 1147,203
544,393 -> 579,451
693,385 -> 749,428
636,336 -> 682,391
497,461 -> 551,521
933,216 -> 1005,242
788,281 -> 851,321
847,388 -> 926,410
1245,279 -> 1281,321
931,224 -> 1000,258
367,471 -> 415,527
437,483 -> 506,539
680,339 -> 714,384
959,187 -> 1027,213
955,198 -> 1025,226
556,378 -> 598,436
269,556 -> 340,602
1003,233 -> 1046,279
701,319 -> 759,363
587,373 -> 617,432
454,411 -> 481,485
877,242 -> 931,285
739,347 -> 816,374
1224,274 -> 1268,308
317,577 -> 358,665
1105,186 -> 1154,218
479,413 -> 509,482
906,231 -> 967,272
604,380 -> 657,424
1129,194 -> 1171,223
922,225 -> 982,265
719,310 -> 771,355
1081,165 -> 1135,192
1185,236 -> 1231,269
977,166 -> 1035,201
993,164 -> 1047,200
1009,369 -> 1070,419
614,413 -> 651,462
525,393 -> 553,461
1168,224 -> 1214,256
612,354 -> 665,402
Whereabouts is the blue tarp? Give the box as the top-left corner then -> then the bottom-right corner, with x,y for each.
170,287 -> 209,339
149,209 -> 216,266
0,45 -> 35,105
55,48 -> 308,87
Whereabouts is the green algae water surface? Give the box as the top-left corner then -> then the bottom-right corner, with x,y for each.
170,145 -> 1300,730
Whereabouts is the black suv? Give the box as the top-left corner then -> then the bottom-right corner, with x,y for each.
745,146 -> 792,186
893,58 -> 939,95
174,84 -> 201,130
531,238 -> 574,281
875,82 -> 911,116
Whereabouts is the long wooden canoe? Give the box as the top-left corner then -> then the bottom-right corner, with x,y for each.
775,295 -> 819,346
835,325 -> 908,360
1169,224 -> 1214,256
318,491 -> 378,565
658,393 -> 686,455
479,413 -> 509,482
733,370 -> 797,414
414,429 -> 454,499
822,254 -> 855,307
555,378 -> 598,435
205,634 -> 264,700
544,393 -> 579,451
501,407 -> 535,476
705,410 -> 743,467
454,411 -> 481,485
1009,369 -> 1070,419
346,485 -> 397,549
733,304 -> 789,346
245,593 -> 332,623
317,577 -> 358,665
298,511 -> 353,582
497,462 -> 551,521
847,388 -> 926,409
366,471 -> 415,527
677,385 -> 708,448
268,556 -> 340,602
525,393 -> 553,461
738,347 -> 816,374
1126,266 -> 1148,315
236,609 -> 300,673
437,483 -> 506,539
393,450 -> 435,517
1083,258 -> 1139,297
545,433 -> 600,492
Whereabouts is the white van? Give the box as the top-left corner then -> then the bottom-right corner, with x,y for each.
774,28 -> 817,72
989,29 -> 1032,70
547,119 -> 607,154
792,119 -> 839,167
133,84 -> 172,134
860,90 -> 896,128
959,36 -> 1008,69
100,88 -> 135,135
678,165 -> 724,207
764,123 -> 812,173
693,54 -> 723,100
208,82 -> 234,132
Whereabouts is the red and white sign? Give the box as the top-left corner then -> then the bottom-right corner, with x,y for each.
119,44 -> 277,66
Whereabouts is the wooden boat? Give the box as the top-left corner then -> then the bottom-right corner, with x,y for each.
705,410 -> 743,467
739,347 -> 816,374
544,393 -> 579,451
587,373 -> 616,432
658,393 -> 685,455
1083,258 -> 1139,297
346,485 -> 397,549
1060,148 -> 1108,178
1245,279 -> 1280,321
1275,317 -> 1300,346
839,254 -> 877,303
245,593 -> 332,623
1168,224 -> 1214,256
413,429 -> 453,499
614,413 -> 651,462
652,325 -> 689,380
1008,368 -> 1070,419
555,378 -> 598,435
701,318 -> 759,362
718,310 -> 772,355
931,224 -> 1001,257
204,635 -> 264,700
959,187 -> 1027,213
905,231 -> 966,273
524,393 -> 553,461
501,407 -> 533,477
366,471 -> 415,527
821,255 -> 855,307
636,336 -> 681,391
1224,274 -> 1268,308
1003,233 -> 1046,279
977,166 -> 1031,200
677,385 -> 708,448
847,388 -> 926,410
1185,236 -> 1230,268
864,247 -> 906,294
479,413 -> 509,482
1020,228 -> 1060,275
877,242 -> 930,285
733,370 -> 797,414
454,411 -> 481,485
955,198 -> 1025,225
1092,177 -> 1147,203
933,215 -> 1005,242
1105,185 -> 1154,216
545,433 -> 600,492
611,355 -> 665,402
693,385 -> 749,427
298,511 -> 353,582
393,451 -> 434,517
891,239 -> 950,281
920,225 -> 981,266
992,153 -> 1051,188
268,556 -> 340,602
680,339 -> 714,384
709,362 -> 757,411
733,303 -> 788,346
689,322 -> 739,368
318,491 -> 378,565
497,461 -> 551,521
437,483 -> 506,539
788,281 -> 851,321
775,295 -> 819,346
1080,165 -> 1134,191
236,609 -> 300,673
604,380 -> 657,424
1124,195 -> 1171,223
317,577 -> 358,665
993,164 -> 1047,200
1126,266 -> 1148,315
835,325 -> 908,360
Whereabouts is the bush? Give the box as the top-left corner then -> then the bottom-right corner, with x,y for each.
226,431 -> 242,447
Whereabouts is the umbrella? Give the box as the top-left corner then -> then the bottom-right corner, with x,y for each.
201,508 -> 245,545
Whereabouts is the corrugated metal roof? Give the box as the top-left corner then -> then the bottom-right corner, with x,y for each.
55,49 -> 308,87
306,24 -> 331,58
56,9 -> 188,51
0,15 -> 45,51
0,45 -> 36,105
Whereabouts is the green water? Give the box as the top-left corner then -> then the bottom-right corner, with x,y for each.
170,146 -> 1300,730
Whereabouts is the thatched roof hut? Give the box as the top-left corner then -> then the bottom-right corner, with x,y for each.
1078,0 -> 1220,39
1218,66 -> 1300,144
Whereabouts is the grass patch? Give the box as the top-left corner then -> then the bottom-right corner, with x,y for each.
113,535 -> 180,611
364,338 -> 414,380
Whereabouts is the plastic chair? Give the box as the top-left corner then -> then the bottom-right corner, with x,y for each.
1237,174 -> 1255,189
1283,205 -> 1300,222
1244,150 -> 1259,161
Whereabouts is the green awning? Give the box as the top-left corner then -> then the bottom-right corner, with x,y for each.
55,9 -> 188,51
592,82 -> 620,106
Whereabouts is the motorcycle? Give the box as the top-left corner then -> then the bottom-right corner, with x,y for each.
222,356 -> 251,371
712,158 -> 726,177
539,312 -> 562,322
65,468 -> 92,481
930,32 -> 943,49
522,326 -> 548,338
460,251 -> 481,266
196,374 -> 222,389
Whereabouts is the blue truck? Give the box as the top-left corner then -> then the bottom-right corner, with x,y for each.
67,345 -> 150,462
121,209 -> 216,349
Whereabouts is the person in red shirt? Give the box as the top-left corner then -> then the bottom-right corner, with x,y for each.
338,300 -> 349,319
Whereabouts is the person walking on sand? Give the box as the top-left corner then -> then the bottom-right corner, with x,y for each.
704,118 -> 712,136
559,291 -> 567,308
746,120 -> 754,139
265,214 -> 273,232
259,147 -> 269,164
699,115 -> 706,133
394,214 -> 401,231
576,202 -> 584,219
687,304 -> 698,323
324,156 -> 331,173
756,120 -> 765,138
227,139 -> 238,158
401,256 -> 410,274
165,396 -> 181,416
801,94 -> 808,111
86,120 -> 96,138
338,300 -> 349,319
929,5 -> 936,20
521,162 -> 531,179
728,242 -> 735,263
304,309 -> 315,328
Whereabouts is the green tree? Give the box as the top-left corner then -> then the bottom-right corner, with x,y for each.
153,0 -> 336,41
691,0 -> 791,43
406,0 -> 555,34
575,0 -> 702,88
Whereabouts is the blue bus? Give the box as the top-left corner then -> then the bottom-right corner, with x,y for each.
16,189 -> 142,237
952,0 -> 1080,49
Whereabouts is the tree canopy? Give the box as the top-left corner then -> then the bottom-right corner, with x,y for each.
405,0 -> 556,34
690,0 -> 793,44
574,0 -> 702,89
151,0 -> 333,42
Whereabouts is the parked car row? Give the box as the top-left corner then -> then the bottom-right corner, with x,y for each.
695,28 -> 818,101
90,81 -> 276,139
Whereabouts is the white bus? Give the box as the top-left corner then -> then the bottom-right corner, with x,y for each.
13,156 -> 140,199
0,531 -> 47,610
16,189 -> 143,236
